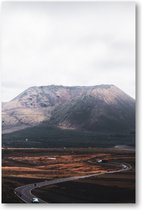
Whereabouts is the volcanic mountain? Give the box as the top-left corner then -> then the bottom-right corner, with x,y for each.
2,84 -> 135,134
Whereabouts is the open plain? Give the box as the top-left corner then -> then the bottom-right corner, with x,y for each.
2,147 -> 135,203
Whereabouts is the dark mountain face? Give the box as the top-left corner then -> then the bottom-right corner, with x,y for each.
49,85 -> 135,133
2,84 -> 135,134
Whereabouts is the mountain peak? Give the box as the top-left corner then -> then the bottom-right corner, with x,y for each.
2,84 -> 135,134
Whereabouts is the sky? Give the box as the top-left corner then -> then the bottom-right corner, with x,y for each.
1,1 -> 135,102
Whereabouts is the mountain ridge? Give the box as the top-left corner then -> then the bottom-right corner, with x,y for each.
2,84 -> 135,134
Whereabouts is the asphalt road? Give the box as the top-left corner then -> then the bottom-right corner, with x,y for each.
14,160 -> 132,203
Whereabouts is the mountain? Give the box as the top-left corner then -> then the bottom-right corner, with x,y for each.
49,85 -> 135,133
2,84 -> 135,134
2,85 -> 90,133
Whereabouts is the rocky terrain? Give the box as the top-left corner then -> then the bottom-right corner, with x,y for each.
2,84 -> 135,134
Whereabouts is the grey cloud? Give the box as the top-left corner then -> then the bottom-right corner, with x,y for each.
1,2 -> 135,101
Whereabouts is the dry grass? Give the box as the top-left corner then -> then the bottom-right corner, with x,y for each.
2,153 -> 106,179
2,148 -> 135,203
2,148 -> 135,180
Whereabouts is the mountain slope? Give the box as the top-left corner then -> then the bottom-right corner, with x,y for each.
49,85 -> 135,133
2,84 -> 135,134
2,85 -> 87,133
2,124 -> 135,148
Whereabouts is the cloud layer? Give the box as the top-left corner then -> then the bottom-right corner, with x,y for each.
1,2 -> 135,101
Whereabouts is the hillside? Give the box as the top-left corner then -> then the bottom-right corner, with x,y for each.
2,85 -> 90,133
49,85 -> 135,133
2,124 -> 135,148
2,84 -> 135,134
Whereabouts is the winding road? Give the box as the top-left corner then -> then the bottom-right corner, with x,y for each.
14,160 -> 132,203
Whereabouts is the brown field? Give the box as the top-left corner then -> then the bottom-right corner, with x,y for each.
2,148 -> 135,203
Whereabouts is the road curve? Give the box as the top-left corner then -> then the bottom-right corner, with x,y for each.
14,161 -> 132,203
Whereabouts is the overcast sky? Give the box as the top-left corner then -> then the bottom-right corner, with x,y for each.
1,2 -> 135,102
